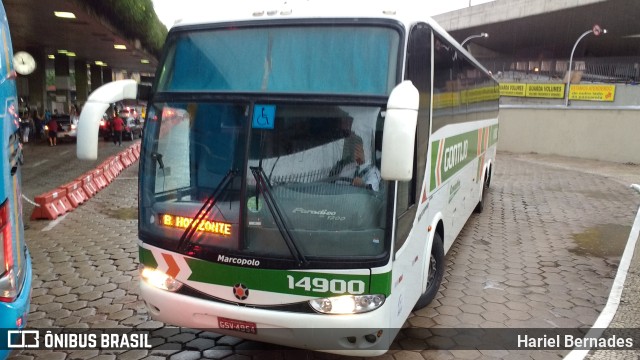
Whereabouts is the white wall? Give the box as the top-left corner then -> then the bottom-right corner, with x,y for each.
499,107 -> 640,164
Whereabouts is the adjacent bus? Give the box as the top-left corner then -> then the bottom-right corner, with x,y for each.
0,1 -> 33,358
78,2 -> 499,355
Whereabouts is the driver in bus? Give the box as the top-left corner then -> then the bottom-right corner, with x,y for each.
339,138 -> 381,191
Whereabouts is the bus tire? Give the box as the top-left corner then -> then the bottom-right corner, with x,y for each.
474,178 -> 488,213
414,232 -> 444,310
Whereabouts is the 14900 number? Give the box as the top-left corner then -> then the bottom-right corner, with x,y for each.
286,275 -> 365,294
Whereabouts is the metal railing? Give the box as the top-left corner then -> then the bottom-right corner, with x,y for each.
480,57 -> 640,84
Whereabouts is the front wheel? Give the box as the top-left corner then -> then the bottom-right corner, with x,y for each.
414,232 -> 445,310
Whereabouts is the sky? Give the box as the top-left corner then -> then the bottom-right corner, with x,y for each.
152,0 -> 494,29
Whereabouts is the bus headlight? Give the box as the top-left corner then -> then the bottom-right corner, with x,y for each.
140,266 -> 183,292
309,294 -> 385,314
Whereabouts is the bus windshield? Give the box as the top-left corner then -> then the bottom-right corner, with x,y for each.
139,102 -> 390,266
140,23 -> 400,267
156,24 -> 400,95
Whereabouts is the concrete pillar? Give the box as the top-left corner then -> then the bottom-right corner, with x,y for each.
54,55 -> 71,113
74,59 -> 89,107
90,63 -> 103,92
27,50 -> 47,115
102,67 -> 113,84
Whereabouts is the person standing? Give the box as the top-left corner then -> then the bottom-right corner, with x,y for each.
32,110 -> 43,141
70,105 -> 80,127
112,110 -> 125,147
47,116 -> 58,146
20,112 -> 33,143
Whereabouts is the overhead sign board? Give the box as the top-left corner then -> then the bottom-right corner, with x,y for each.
568,84 -> 615,101
500,82 -> 615,102
499,83 -> 526,97
525,84 -> 565,99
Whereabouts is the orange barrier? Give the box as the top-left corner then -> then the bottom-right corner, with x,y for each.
102,162 -> 115,184
105,155 -> 122,176
119,152 -> 132,168
132,143 -> 140,158
30,188 -> 74,220
75,183 -> 89,203
31,144 -> 142,220
92,168 -> 109,190
113,156 -> 124,174
78,173 -> 98,198
127,147 -> 138,162
61,181 -> 86,208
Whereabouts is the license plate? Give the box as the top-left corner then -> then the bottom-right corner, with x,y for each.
218,316 -> 257,334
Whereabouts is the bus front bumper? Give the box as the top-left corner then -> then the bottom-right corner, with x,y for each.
140,281 -> 395,356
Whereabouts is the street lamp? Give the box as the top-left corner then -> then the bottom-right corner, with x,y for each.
565,24 -> 607,106
461,32 -> 488,47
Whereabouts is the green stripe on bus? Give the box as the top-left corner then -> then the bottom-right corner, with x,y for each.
185,257 -> 392,297
430,130 -> 480,191
429,139 -> 441,192
139,247 -> 158,268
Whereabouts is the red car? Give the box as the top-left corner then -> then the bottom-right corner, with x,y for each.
99,116 -> 113,141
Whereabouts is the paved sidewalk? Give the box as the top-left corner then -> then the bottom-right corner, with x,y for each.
506,153 -> 640,360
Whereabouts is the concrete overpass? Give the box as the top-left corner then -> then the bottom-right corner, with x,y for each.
3,0 -> 165,114
434,0 -> 640,59
435,0 -> 640,164
4,0 -> 163,73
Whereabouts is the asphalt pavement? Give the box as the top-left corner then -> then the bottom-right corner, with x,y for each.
7,146 -> 640,360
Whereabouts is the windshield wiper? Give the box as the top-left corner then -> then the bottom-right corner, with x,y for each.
250,166 -> 308,267
176,169 -> 238,254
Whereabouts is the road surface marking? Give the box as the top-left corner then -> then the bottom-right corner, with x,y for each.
41,213 -> 68,232
564,187 -> 640,359
27,160 -> 48,168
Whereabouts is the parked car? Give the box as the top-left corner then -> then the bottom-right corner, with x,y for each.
46,114 -> 76,141
123,117 -> 143,140
99,115 -> 112,141
101,108 -> 143,141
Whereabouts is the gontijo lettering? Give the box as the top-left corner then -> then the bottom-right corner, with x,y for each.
161,214 -> 231,236
444,140 -> 469,172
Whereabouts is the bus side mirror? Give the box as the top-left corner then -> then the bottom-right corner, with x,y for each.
380,81 -> 419,181
77,80 -> 138,160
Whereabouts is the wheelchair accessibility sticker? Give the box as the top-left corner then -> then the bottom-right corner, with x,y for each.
252,104 -> 276,129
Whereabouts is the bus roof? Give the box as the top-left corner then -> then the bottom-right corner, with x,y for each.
168,0 -> 493,79
171,0 -> 435,30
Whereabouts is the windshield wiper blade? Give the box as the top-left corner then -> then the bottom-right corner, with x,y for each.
176,169 -> 238,254
250,166 -> 308,267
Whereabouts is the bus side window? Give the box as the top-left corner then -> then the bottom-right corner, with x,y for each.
395,24 -> 431,252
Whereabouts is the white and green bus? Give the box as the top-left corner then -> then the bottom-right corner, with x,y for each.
77,1 -> 498,355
